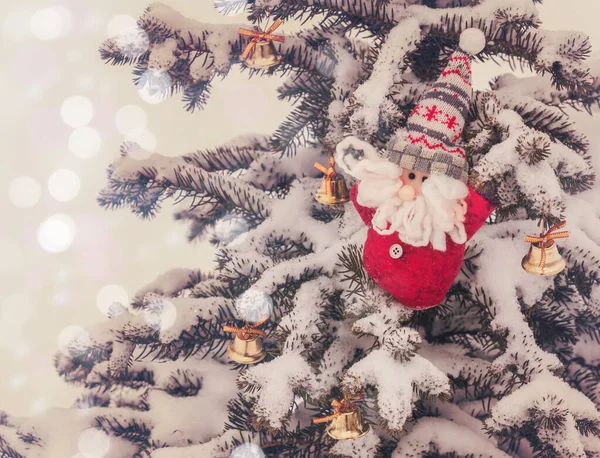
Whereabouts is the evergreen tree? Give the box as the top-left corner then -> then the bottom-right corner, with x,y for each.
2,0 -> 600,457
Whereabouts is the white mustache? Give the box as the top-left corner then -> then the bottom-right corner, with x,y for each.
360,175 -> 469,251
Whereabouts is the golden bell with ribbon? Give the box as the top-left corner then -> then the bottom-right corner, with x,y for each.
243,40 -> 281,69
326,407 -> 370,440
314,157 -> 350,205
522,203 -> 569,276
313,377 -> 370,440
226,334 -> 266,364
522,242 -> 566,276
238,19 -> 285,69
223,316 -> 269,365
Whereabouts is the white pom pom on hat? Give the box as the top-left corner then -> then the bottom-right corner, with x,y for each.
459,28 -> 486,55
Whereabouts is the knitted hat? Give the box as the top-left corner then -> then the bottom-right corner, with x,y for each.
387,28 -> 486,184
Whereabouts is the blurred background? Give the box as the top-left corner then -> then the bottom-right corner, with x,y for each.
0,0 -> 599,418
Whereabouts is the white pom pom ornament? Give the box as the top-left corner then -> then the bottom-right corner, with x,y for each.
459,28 -> 486,55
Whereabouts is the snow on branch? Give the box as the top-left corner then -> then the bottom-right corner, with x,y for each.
392,417 -> 511,458
347,349 -> 451,430
329,428 -> 381,458
152,429 -> 251,458
349,18 -> 420,138
101,3 -> 342,111
278,277 -> 334,352
133,268 -> 208,307
102,144 -> 272,220
487,371 -> 600,456
239,352 -> 314,429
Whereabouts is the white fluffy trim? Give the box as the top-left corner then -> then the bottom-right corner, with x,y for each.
459,28 -> 486,55
335,136 -> 396,178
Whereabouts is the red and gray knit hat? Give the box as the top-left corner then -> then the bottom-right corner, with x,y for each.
387,28 -> 486,184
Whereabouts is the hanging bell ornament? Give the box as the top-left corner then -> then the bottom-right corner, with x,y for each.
522,242 -> 566,276
226,334 -> 266,364
325,406 -> 370,440
314,157 -> 350,205
242,40 -> 281,69
522,203 -> 569,276
238,19 -> 285,69
223,316 -> 268,364
313,378 -> 370,440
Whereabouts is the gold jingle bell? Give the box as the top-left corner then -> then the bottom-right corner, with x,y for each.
522,242 -> 566,276
238,19 -> 285,70
226,334 -> 266,365
314,158 -> 350,205
243,40 -> 282,69
223,316 -> 269,365
522,215 -> 569,277
326,407 -> 370,440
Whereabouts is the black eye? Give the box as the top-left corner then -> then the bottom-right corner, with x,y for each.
422,176 -> 428,182
408,173 -> 416,180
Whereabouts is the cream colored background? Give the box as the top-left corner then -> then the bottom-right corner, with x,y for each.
0,0 -> 599,417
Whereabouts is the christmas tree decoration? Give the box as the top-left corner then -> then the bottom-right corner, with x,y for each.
522,206 -> 569,276
238,19 -> 285,69
9,1 -> 600,456
313,381 -> 370,440
336,28 -> 495,310
223,316 -> 269,364
314,157 -> 350,205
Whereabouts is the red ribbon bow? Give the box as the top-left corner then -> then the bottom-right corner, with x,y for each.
524,221 -> 569,269
238,19 -> 285,60
312,393 -> 365,424
314,157 -> 337,196
223,315 -> 269,341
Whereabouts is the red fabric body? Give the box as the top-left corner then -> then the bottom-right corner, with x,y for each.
350,182 -> 495,310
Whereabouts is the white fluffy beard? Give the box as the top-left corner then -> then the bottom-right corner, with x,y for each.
356,168 -> 469,251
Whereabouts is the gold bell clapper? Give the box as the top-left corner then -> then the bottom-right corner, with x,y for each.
238,19 -> 285,69
314,157 -> 350,205
312,380 -> 370,440
522,203 -> 569,276
223,316 -> 269,364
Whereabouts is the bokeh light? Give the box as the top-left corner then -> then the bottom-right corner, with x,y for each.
78,428 -> 110,458
29,398 -> 48,415
138,68 -> 172,105
61,95 -> 93,128
37,214 -> 76,253
9,374 -> 26,389
96,284 -> 129,317
58,325 -> 91,357
1,293 -> 35,325
235,288 -> 274,323
30,6 -> 73,41
115,104 -> 147,135
144,295 -> 177,331
69,126 -> 102,158
77,74 -> 94,91
13,343 -> 30,360
107,15 -> 149,59
48,169 -> 81,202
9,176 -> 41,209
125,128 -> 156,155
0,239 -> 25,273
230,443 -> 266,458
164,230 -> 184,247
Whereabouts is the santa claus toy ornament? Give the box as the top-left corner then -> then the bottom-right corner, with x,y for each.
336,28 -> 495,310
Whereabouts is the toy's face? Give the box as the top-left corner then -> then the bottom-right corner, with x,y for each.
398,169 -> 429,201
